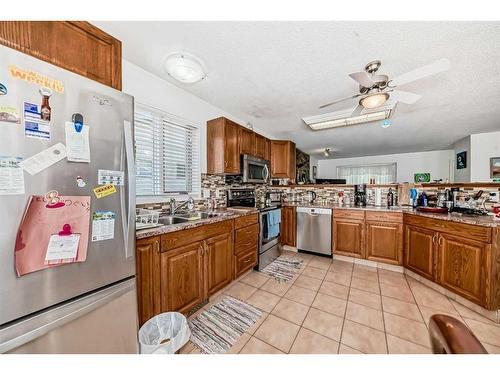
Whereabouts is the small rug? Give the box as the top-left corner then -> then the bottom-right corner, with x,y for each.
260,255 -> 304,282
188,296 -> 262,354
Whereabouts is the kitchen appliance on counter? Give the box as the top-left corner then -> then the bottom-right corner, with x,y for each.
0,46 -> 137,353
297,207 -> 332,256
305,190 -> 317,203
226,188 -> 281,270
242,154 -> 270,184
354,184 -> 367,206
266,190 -> 283,204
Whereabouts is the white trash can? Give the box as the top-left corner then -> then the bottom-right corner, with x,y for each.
138,312 -> 191,354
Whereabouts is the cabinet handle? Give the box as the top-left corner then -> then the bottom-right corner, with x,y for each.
204,242 -> 209,255
438,236 -> 444,246
154,240 -> 160,252
199,243 -> 204,256
244,258 -> 252,263
432,234 -> 438,244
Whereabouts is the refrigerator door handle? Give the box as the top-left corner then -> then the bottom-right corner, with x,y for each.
121,120 -> 136,259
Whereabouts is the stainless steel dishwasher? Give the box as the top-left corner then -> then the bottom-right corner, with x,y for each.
296,207 -> 332,255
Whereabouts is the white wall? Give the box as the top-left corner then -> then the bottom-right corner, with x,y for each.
452,136 -> 471,182
317,150 -> 454,183
470,131 -> 500,181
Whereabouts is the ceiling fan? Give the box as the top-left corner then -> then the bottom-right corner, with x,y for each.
319,58 -> 451,115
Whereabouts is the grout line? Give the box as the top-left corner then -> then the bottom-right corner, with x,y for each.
337,263 -> 353,354
378,267 -> 389,354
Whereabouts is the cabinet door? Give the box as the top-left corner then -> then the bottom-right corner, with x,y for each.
206,233 -> 234,295
366,221 -> 403,265
333,219 -> 364,258
264,137 -> 271,161
270,141 -> 290,177
161,241 -> 205,314
437,233 -> 486,305
224,120 -> 240,173
405,225 -> 436,280
255,133 -> 267,160
239,127 -> 256,156
281,206 -> 296,247
136,236 -> 161,326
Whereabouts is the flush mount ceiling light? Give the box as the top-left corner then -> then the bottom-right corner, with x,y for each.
164,52 -> 207,83
359,91 -> 390,109
323,148 -> 331,157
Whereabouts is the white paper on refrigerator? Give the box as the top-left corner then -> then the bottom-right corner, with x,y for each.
45,234 -> 80,261
91,211 -> 115,242
24,102 -> 51,140
18,143 -> 67,175
65,122 -> 90,163
0,156 -> 25,195
97,169 -> 124,186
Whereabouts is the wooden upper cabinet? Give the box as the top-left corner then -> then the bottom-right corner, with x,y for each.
270,140 -> 296,181
136,236 -> 161,326
437,233 -> 486,305
239,126 -> 256,156
333,218 -> 365,258
281,206 -> 297,247
205,232 -> 234,296
207,117 -> 240,174
255,133 -> 269,160
0,21 -> 122,90
405,224 -> 436,280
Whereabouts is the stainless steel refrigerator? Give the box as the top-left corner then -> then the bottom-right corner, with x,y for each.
0,45 -> 138,353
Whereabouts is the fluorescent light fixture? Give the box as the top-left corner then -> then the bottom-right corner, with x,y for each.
165,52 -> 207,83
359,92 -> 389,109
303,101 -> 396,131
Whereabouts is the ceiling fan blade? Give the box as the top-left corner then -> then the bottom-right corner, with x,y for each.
390,90 -> 422,104
350,105 -> 364,117
391,58 -> 450,87
319,93 -> 361,109
349,71 -> 376,88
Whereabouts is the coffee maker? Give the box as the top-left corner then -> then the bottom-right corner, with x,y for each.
354,184 -> 367,206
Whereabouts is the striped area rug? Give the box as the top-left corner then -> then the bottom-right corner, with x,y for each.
260,255 -> 304,282
189,296 -> 262,354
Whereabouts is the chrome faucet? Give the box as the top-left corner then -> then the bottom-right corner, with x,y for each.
171,197 -> 195,215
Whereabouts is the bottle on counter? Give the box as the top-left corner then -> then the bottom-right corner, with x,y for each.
387,188 -> 394,207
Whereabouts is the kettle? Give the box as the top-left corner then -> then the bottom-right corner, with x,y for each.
306,190 -> 317,203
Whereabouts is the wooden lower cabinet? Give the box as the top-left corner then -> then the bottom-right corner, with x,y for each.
281,206 -> 296,247
437,233 -> 487,305
161,241 -> 205,315
404,224 -> 436,280
206,232 -> 234,295
234,214 -> 259,278
332,219 -> 365,258
365,221 -> 403,265
136,236 -> 161,326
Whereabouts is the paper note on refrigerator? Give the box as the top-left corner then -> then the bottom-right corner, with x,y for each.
24,102 -> 51,140
98,169 -> 124,186
65,122 -> 90,163
45,234 -> 80,261
0,156 -> 25,195
91,211 -> 115,242
18,143 -> 66,175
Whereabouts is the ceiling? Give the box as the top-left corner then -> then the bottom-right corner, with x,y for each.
94,21 -> 500,159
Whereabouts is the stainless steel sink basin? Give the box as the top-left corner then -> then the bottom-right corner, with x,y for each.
175,212 -> 225,220
158,216 -> 190,225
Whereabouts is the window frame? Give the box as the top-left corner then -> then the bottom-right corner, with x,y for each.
336,162 -> 397,184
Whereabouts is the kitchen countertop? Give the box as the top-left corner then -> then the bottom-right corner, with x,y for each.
136,208 -> 258,239
282,202 -> 404,212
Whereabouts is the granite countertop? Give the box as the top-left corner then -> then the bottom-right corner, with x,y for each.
403,209 -> 499,228
282,202 -> 403,212
136,208 -> 257,239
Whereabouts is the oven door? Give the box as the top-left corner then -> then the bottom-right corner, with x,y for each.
242,155 -> 269,184
259,208 -> 281,254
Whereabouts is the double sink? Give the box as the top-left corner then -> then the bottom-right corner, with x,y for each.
158,211 -> 228,226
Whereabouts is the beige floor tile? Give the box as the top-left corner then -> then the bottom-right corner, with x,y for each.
386,334 -> 431,354
272,298 -> 310,325
289,327 -> 340,354
407,279 -> 455,311
418,306 -> 464,328
352,269 -> 379,283
284,285 -> 317,306
382,296 -> 423,322
312,292 -> 347,317
324,270 -> 352,286
350,277 -> 380,294
225,282 -> 258,301
330,259 -> 354,271
294,275 -> 322,291
378,269 -> 407,285
339,344 -> 363,354
179,341 -> 197,354
240,271 -> 269,288
246,312 -> 269,335
302,307 -> 344,341
348,288 -> 382,310
341,320 -> 387,354
482,342 -> 500,354
450,300 -> 498,325
301,266 -> 328,280
464,318 -> 500,347
260,278 -> 293,297
384,312 -> 430,348
226,333 -> 252,354
379,282 -> 414,303
246,290 -> 281,313
308,257 -> 332,270
239,337 -> 284,354
319,280 -> 349,300
254,315 -> 300,353
345,301 -> 384,331
354,264 -> 378,273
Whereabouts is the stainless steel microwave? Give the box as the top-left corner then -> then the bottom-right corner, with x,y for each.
242,154 -> 270,183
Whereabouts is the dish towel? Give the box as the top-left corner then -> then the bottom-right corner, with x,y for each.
266,209 -> 281,239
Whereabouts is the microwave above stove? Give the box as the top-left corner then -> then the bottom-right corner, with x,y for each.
242,154 -> 270,184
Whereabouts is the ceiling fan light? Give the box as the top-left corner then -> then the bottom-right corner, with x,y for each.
360,93 -> 389,109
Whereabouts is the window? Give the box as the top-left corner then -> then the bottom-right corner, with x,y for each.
134,104 -> 200,197
337,163 -> 397,184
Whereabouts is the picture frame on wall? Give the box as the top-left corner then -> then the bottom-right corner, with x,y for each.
491,157 -> 500,178
456,151 -> 467,169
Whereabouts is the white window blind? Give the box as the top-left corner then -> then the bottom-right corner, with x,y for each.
134,104 -> 200,196
337,163 -> 397,184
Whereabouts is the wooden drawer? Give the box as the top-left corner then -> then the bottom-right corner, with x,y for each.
235,223 -> 259,255
333,209 -> 365,220
366,211 -> 403,223
161,219 -> 234,252
404,213 -> 492,243
235,213 -> 259,229
234,247 -> 258,278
